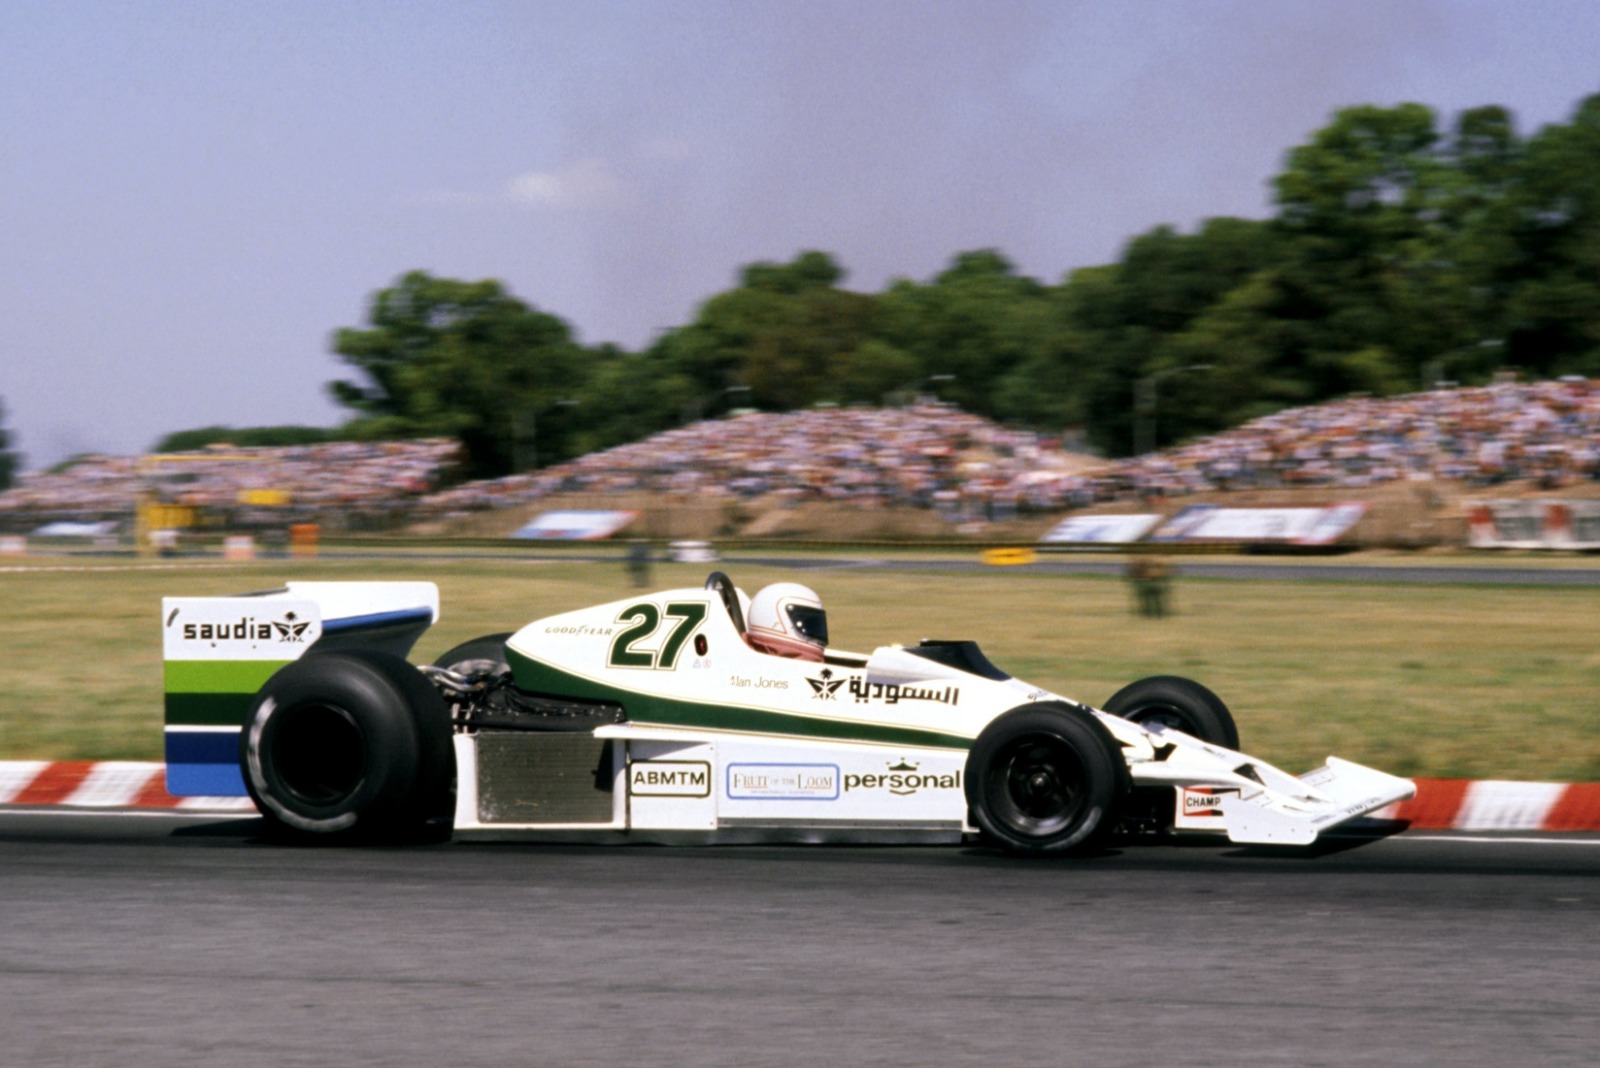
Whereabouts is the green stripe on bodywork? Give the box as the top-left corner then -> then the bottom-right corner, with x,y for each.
164,659 -> 290,694
508,649 -> 973,751
164,659 -> 290,728
164,691 -> 259,728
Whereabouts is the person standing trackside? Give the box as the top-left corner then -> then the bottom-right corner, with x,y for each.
1126,555 -> 1171,618
626,539 -> 652,588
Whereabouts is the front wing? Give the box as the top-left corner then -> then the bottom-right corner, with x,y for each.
1125,718 -> 1416,846
1217,757 -> 1416,845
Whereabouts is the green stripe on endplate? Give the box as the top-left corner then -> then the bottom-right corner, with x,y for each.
164,659 -> 291,730
164,659 -> 290,694
164,692 -> 259,728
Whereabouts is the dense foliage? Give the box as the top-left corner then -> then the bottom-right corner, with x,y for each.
329,273 -> 587,478
318,96 -> 1600,476
152,426 -> 344,452
0,398 -> 16,490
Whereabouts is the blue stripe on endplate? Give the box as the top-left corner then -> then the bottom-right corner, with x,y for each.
165,730 -> 248,796
320,607 -> 435,635
166,730 -> 240,764
166,762 -> 247,797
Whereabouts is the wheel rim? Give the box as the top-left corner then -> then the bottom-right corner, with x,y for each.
270,702 -> 367,806
1126,703 -> 1193,734
445,656 -> 507,679
986,732 -> 1087,837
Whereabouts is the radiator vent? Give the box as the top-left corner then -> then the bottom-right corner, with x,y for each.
476,734 -> 614,825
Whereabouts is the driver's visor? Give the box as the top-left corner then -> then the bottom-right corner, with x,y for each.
786,605 -> 828,646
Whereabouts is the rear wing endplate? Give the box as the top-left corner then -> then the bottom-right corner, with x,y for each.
160,581 -> 439,796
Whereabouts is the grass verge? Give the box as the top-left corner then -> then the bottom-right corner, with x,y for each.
2,553 -> 1595,781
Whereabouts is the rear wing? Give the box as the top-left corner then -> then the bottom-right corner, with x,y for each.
161,582 -> 439,797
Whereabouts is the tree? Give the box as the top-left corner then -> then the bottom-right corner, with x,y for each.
0,397 -> 16,491
568,344 -> 699,456
831,338 -> 921,407
1055,219 -> 1282,454
659,251 -> 878,412
875,250 -> 1053,417
1270,103 -> 1450,388
1494,94 -> 1600,376
738,249 -> 844,293
303,94 -> 1598,474
1275,103 -> 1441,236
153,426 -> 339,452
330,272 -> 588,477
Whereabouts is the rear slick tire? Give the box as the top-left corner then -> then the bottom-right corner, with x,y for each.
432,633 -> 513,677
965,703 -> 1128,855
240,649 -> 453,841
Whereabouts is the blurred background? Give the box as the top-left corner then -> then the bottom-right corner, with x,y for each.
3,1 -> 1599,552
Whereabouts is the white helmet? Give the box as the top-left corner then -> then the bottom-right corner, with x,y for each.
747,582 -> 828,660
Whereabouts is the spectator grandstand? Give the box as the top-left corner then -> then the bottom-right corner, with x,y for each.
2,379 -> 1596,535
416,378 -> 1600,523
412,404 -> 1104,524
0,439 -> 460,531
1121,376 -> 1600,498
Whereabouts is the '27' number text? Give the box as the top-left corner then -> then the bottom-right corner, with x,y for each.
608,602 -> 707,669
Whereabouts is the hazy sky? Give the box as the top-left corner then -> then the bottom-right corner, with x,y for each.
3,0 -> 1598,470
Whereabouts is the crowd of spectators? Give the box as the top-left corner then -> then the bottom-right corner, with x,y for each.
0,439 -> 459,529
3,377 -> 1597,533
412,405 -> 1103,524
417,377 -> 1600,523
1121,376 -> 1600,498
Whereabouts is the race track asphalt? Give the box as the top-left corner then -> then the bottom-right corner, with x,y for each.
1,811 -> 1595,1068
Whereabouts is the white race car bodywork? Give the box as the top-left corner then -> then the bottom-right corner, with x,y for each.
162,578 -> 1414,850
450,582 -> 1413,846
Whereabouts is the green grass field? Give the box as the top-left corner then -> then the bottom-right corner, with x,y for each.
3,552 -> 1596,781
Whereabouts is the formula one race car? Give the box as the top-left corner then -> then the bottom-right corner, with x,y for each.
161,573 -> 1414,854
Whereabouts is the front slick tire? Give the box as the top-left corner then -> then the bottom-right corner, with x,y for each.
1103,675 -> 1239,751
965,703 -> 1128,856
241,649 -> 453,843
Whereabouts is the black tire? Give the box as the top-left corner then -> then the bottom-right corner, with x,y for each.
965,703 -> 1128,855
240,649 -> 454,840
432,632 -> 513,677
1103,675 -> 1239,750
